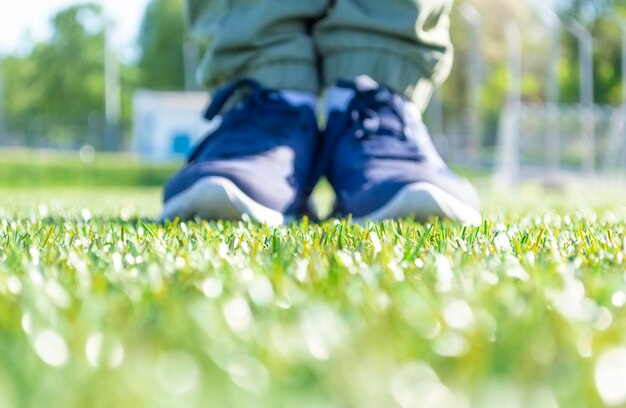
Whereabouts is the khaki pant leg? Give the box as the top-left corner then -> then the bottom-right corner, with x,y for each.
186,0 -> 329,93
315,0 -> 454,111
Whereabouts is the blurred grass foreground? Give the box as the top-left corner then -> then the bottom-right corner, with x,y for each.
2,150 -> 626,407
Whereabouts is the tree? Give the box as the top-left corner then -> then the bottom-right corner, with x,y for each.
35,5 -> 105,127
558,0 -> 613,21
3,0 -> 188,148
137,0 -> 186,90
557,2 -> 625,105
3,4 -> 107,146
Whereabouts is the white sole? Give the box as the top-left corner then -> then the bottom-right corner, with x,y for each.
355,182 -> 482,225
159,177 -> 284,225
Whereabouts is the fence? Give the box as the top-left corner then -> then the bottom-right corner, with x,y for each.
493,104 -> 626,184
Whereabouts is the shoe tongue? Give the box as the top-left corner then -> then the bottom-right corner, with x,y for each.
326,87 -> 356,113
352,75 -> 381,92
279,90 -> 318,110
329,75 -> 383,113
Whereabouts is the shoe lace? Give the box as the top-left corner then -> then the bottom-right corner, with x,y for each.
333,81 -> 433,163
346,88 -> 405,140
187,79 -> 311,163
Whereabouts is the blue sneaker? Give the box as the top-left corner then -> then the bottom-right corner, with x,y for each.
160,79 -> 319,225
323,76 -> 481,224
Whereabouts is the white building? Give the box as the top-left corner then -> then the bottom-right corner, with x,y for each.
133,90 -> 214,161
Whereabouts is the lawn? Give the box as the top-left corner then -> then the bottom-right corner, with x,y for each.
1,151 -> 626,407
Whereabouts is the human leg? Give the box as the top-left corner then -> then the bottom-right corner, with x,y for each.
315,0 -> 481,224
315,0 -> 454,111
187,0 -> 328,93
161,1 -> 329,223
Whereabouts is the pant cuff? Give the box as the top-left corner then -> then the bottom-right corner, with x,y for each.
230,60 -> 321,94
323,49 -> 435,112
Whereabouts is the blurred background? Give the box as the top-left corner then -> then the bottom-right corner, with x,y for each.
1,0 -> 626,188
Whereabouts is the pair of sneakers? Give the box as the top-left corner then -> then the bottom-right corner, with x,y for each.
161,76 -> 481,225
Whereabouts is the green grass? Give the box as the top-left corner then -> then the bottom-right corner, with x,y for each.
0,149 -> 178,187
3,152 -> 626,407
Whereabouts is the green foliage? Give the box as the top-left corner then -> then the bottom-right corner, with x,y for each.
589,17 -> 624,105
2,55 -> 37,133
558,0 -> 614,21
3,4 -> 106,144
137,0 -> 186,90
2,0 -> 187,146
557,15 -> 624,105
2,185 -> 626,407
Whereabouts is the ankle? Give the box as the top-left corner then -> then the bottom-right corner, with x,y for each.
326,76 -> 423,121
326,86 -> 355,114
325,75 -> 384,114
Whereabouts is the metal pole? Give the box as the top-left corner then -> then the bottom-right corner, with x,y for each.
620,20 -> 626,177
567,20 -> 595,174
621,20 -> 626,106
546,35 -> 561,173
595,16 -> 626,174
104,20 -> 121,151
0,57 -> 6,145
507,22 -> 522,108
459,4 -> 483,164
532,3 -> 561,172
495,21 -> 522,186
609,17 -> 626,176
183,39 -> 200,91
428,89 -> 444,137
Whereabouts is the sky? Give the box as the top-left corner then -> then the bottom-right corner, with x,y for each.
0,0 -> 150,59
